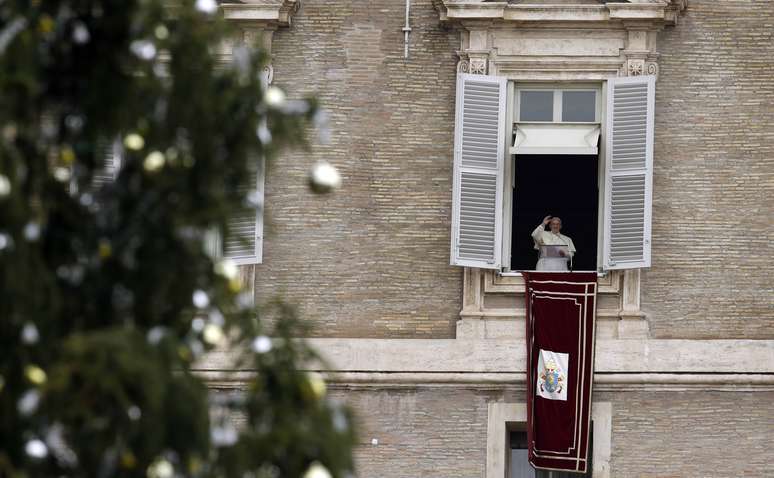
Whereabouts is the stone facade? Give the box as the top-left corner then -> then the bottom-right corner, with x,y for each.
210,0 -> 774,476
643,0 -> 774,339
255,0 -> 773,340
606,389 -> 774,476
332,386 -> 774,478
257,0 -> 462,338
339,387 -> 494,478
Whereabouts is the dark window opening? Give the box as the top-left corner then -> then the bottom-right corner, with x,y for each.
511,154 -> 599,272
508,428 -> 593,478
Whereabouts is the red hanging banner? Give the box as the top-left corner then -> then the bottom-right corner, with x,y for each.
523,272 -> 598,474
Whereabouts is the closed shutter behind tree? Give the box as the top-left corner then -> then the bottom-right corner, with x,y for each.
224,158 -> 263,265
603,75 -> 655,270
92,141 -> 263,265
92,140 -> 121,187
450,73 -> 507,269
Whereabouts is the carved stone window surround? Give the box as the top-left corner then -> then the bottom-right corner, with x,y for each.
218,0 -> 301,84
211,1 -> 300,297
486,402 -> 612,478
438,1 -> 686,79
442,2 -> 685,340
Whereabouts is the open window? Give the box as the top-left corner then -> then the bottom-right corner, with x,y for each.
451,74 -> 654,272
510,85 -> 602,272
487,402 -> 611,478
509,429 -> 592,478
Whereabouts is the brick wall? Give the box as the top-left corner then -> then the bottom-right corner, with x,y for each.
605,389 -> 774,477
334,387 -> 496,478
255,0 -> 774,339
334,387 -> 774,477
643,0 -> 774,338
256,0 -> 462,338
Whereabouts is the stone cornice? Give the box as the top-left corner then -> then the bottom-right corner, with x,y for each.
199,338 -> 774,374
197,338 -> 774,390
220,0 -> 299,26
434,1 -> 686,26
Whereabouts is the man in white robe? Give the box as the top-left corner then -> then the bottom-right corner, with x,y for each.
531,216 -> 576,271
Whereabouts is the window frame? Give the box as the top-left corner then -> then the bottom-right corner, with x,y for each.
508,429 -> 593,478
515,85 -> 602,124
503,81 -> 605,274
451,74 -> 654,273
486,402 -> 612,478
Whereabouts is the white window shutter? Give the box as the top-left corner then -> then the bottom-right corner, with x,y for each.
224,158 -> 264,265
92,140 -> 121,186
450,73 -> 507,269
602,75 -> 655,270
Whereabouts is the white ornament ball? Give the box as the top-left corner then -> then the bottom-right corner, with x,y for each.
195,0 -> 218,14
214,259 -> 238,280
124,133 -> 145,151
263,86 -> 286,108
143,151 -> 165,172
23,222 -> 41,241
303,462 -> 332,478
147,458 -> 174,478
53,167 -> 71,182
309,161 -> 342,194
25,439 -> 48,459
192,289 -> 210,309
0,174 -> 11,198
251,335 -> 272,354
130,40 -> 157,60
21,322 -> 39,345
203,324 -> 225,346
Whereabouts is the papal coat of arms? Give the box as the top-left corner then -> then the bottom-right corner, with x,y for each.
540,359 -> 564,394
536,349 -> 569,401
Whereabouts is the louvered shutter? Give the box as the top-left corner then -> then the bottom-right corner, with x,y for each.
602,75 -> 655,270
450,74 -> 507,269
224,158 -> 264,265
93,140 -> 121,186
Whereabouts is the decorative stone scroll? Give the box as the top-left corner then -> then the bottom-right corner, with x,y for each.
457,57 -> 488,75
469,58 -> 487,75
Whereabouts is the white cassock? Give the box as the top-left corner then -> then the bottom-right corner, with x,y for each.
531,225 -> 576,271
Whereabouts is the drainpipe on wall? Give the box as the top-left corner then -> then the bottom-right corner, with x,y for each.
402,0 -> 412,59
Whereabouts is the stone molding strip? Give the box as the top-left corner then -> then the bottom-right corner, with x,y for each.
434,0 -> 686,25
301,338 -> 774,374
220,0 -> 299,26
198,338 -> 774,387
198,371 -> 774,392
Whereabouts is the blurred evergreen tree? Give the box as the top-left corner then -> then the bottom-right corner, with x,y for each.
0,1 -> 354,476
